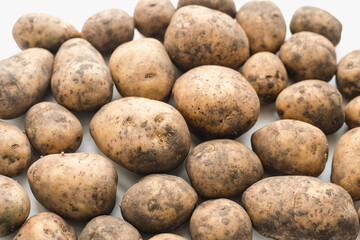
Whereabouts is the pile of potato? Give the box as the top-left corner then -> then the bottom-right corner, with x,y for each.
1,0 -> 360,239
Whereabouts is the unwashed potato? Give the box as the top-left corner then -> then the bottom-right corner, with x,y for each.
13,212 -> 76,240
25,102 -> 83,155
121,174 -> 198,233
345,96 -> 360,128
0,48 -> 53,119
109,38 -> 175,101
172,65 -> 260,139
190,199 -> 252,240
51,38 -> 113,112
27,152 -> 118,221
177,0 -> 236,17
336,50 -> 360,99
81,9 -> 134,54
164,5 -> 249,71
276,80 -> 344,134
242,176 -> 359,240
12,13 -> 79,52
0,121 -> 31,177
149,233 -> 187,240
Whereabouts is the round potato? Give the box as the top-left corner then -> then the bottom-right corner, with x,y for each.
279,31 -> 336,82
0,175 -> 30,237
345,96 -> 360,128
241,52 -> 288,104
27,152 -> 118,221
164,5 -> 249,71
149,233 -> 187,240
177,0 -> 236,17
190,199 -> 252,240
242,176 -> 359,240
186,139 -> 263,198
172,65 -> 260,139
336,50 -> 360,99
13,212 -> 76,240
276,80 -> 344,134
121,174 -> 198,233
81,9 -> 134,54
25,102 -> 83,155
109,38 -> 175,101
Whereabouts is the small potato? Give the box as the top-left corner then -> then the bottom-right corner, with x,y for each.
336,50 -> 360,99
177,0 -> 236,17
27,152 -> 118,221
109,38 -> 175,101
276,80 -> 344,134
290,6 -> 342,46
0,121 -> 31,177
13,212 -> 76,240
186,139 -> 263,198
81,9 -> 134,54
345,96 -> 360,128
190,199 -> 252,240
25,102 -> 83,155
121,174 -> 197,233
149,233 -> 187,240
279,31 -> 336,82
241,52 -> 288,104
12,13 -> 79,52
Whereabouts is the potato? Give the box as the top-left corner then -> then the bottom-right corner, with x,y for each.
276,80 -> 344,134
81,9 -> 134,54
241,52 -> 288,104
90,97 -> 190,174
177,0 -> 236,17
0,121 -> 31,177
27,152 -> 118,221
149,233 -> 187,240
0,175 -> 30,237
12,13 -> 79,52
186,139 -> 263,198
290,6 -> 342,46
109,38 -> 175,101
164,5 -> 249,71
242,176 -> 359,240
0,48 -> 53,119
13,212 -> 76,240
79,215 -> 142,240
190,199 -> 252,240
345,96 -> 360,128
336,50 -> 360,99
134,0 -> 175,40
172,65 -> 260,139
279,31 -> 336,82
120,174 -> 197,233
51,38 -> 113,112
25,102 -> 83,155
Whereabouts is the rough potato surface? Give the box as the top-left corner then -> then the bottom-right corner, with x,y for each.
345,96 -> 360,128
177,0 -> 236,17
336,50 -> 360,99
149,233 -> 187,240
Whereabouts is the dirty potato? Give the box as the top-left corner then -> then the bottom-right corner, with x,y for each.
345,96 -> 360,128
149,234 -> 187,240
177,0 -> 236,17
336,50 -> 360,99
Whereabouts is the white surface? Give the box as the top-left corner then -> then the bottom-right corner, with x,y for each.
1,1 -> 360,239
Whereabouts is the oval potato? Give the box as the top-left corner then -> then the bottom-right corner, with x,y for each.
149,233 -> 187,240
336,50 -> 360,99
345,96 -> 360,128
177,0 -> 236,17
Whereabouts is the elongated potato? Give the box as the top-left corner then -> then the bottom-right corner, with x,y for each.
336,50 -> 360,99
345,96 -> 360,128
177,0 -> 236,17
149,233 -> 187,240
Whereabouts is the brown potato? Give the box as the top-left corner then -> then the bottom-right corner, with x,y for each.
345,96 -> 360,128
120,174 -> 197,233
172,65 -> 260,139
276,80 -> 344,134
241,52 -> 288,104
242,176 -> 359,240
164,5 -> 249,71
0,48 -> 53,119
12,13 -> 79,52
149,233 -> 187,240
109,38 -> 175,101
177,0 -> 236,17
81,9 -> 134,54
190,199 -> 252,240
27,152 -> 118,221
25,102 -> 83,155
186,139 -> 263,198
336,50 -> 360,99
279,31 -> 336,82
236,1 -> 286,54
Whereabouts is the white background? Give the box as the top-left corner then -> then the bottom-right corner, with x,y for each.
1,0 -> 360,239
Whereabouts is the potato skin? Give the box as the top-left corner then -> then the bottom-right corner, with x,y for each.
120,174 -> 198,233
109,38 -> 175,101
275,80 -> 344,134
242,176 -> 359,240
149,233 -> 187,240
186,139 -> 263,198
0,48 -> 53,119
345,96 -> 360,128
164,5 -> 249,71
13,212 -> 76,240
27,153 -> 118,221
336,50 -> 360,99
190,199 -> 252,240
25,102 -> 83,155
177,0 -> 236,17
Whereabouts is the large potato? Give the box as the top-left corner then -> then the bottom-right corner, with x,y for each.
345,96 -> 360,128
336,50 -> 360,99
177,0 -> 236,17
242,176 -> 359,240
149,234 -> 186,240
27,152 -> 118,221
164,5 -> 249,71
